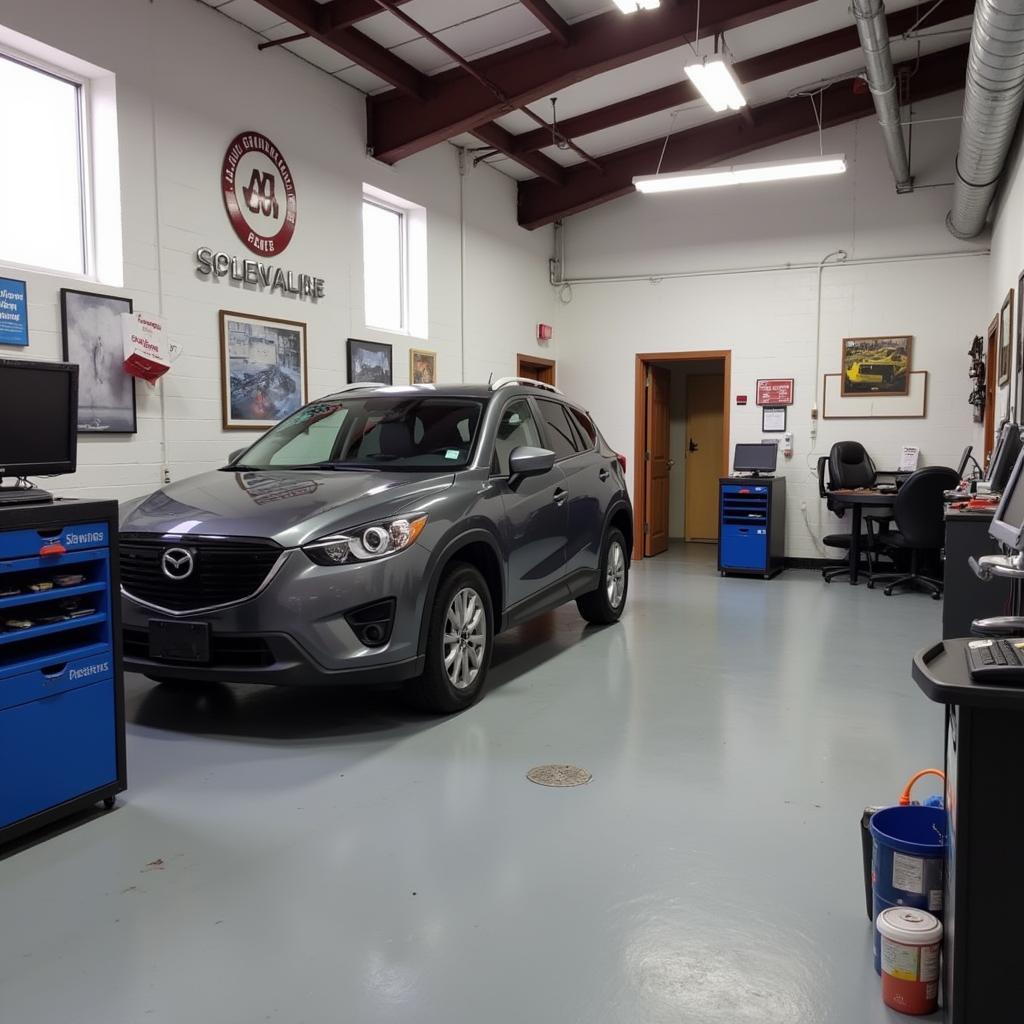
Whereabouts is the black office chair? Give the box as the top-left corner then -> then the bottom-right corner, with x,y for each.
829,440 -> 878,489
818,456 -> 865,582
867,466 -> 960,599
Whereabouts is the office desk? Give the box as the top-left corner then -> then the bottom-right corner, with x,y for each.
827,489 -> 897,585
943,507 -> 1012,638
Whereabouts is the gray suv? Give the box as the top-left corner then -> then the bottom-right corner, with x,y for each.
119,379 -> 632,712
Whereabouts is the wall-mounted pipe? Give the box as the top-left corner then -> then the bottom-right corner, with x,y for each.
852,0 -> 914,193
947,0 -> 1024,239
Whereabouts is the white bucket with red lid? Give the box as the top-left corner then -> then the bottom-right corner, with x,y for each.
877,906 -> 943,1015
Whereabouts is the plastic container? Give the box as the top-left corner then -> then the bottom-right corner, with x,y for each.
870,804 -> 946,972
877,907 -> 942,1015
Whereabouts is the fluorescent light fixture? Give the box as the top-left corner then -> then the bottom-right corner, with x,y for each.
633,154 -> 847,194
684,57 -> 746,113
613,0 -> 660,12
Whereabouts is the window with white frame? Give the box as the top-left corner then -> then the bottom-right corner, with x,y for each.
0,25 -> 121,285
0,51 -> 88,276
362,184 -> 428,338
362,197 -> 407,333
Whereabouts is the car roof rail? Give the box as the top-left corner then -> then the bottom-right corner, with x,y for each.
490,376 -> 564,396
327,382 -> 389,394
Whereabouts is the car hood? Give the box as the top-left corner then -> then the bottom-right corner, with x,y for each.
120,468 -> 455,549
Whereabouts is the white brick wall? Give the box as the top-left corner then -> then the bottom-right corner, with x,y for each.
0,0 -> 559,503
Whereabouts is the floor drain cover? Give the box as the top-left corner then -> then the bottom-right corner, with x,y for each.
527,764 -> 592,787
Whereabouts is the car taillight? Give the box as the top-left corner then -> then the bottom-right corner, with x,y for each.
616,453 -> 627,473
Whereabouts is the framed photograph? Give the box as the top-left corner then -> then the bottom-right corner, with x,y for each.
841,336 -> 912,397
1016,273 -> 1024,420
219,310 -> 307,430
0,277 -> 28,347
60,288 -> 136,433
762,405 -> 786,432
999,288 -> 1014,387
410,348 -> 437,384
347,338 -> 393,385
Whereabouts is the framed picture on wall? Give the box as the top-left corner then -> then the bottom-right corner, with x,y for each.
1016,272 -> 1024,420
410,348 -> 437,384
60,288 -> 137,434
219,310 -> 307,430
999,288 -> 1014,387
841,336 -> 912,397
347,338 -> 393,384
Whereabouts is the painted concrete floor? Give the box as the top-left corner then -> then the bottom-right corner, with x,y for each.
0,543 -> 945,1024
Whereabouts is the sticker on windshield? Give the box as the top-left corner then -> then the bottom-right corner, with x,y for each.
445,449 -> 460,460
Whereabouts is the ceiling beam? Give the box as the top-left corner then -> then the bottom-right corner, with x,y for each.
471,124 -> 567,185
366,0 -> 816,163
507,0 -> 975,155
250,0 -> 428,98
516,43 -> 970,229
319,0 -> 411,32
519,0 -> 573,47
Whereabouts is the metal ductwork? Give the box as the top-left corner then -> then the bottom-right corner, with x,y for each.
947,0 -> 1024,239
852,0 -> 913,194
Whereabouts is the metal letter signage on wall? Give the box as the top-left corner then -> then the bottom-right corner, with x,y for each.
221,132 -> 297,256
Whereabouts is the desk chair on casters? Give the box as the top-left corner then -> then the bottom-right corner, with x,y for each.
818,456 -> 865,582
867,466 -> 960,599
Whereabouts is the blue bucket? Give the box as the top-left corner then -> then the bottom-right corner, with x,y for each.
869,805 -> 946,973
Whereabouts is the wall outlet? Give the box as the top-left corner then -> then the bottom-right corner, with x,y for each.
162,466 -> 171,485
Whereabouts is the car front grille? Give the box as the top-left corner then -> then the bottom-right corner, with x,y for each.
120,535 -> 282,612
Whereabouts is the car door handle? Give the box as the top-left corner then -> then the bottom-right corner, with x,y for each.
599,468 -> 610,482
553,488 -> 568,507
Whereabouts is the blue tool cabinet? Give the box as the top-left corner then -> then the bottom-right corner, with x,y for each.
718,476 -> 786,579
0,500 -> 125,845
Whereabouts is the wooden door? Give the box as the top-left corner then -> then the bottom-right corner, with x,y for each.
984,316 -> 999,465
644,364 -> 671,556
517,354 -> 556,385
685,374 -> 724,541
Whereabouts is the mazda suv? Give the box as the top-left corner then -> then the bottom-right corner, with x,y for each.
119,379 -> 632,712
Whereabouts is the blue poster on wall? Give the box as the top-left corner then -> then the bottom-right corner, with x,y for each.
0,277 -> 28,347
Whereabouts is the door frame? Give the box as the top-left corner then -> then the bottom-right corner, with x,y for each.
633,350 -> 732,561
517,353 -> 556,384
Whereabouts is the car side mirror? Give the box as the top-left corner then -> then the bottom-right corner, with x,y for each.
228,448 -> 247,465
509,446 -> 556,480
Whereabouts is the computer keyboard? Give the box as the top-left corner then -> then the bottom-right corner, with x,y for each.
966,638 -> 1024,684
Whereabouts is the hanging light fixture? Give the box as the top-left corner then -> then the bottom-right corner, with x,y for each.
633,154 -> 847,194
613,0 -> 660,12
684,55 -> 747,113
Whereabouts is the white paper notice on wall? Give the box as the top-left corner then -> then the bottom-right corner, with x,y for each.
899,446 -> 921,473
121,312 -> 182,385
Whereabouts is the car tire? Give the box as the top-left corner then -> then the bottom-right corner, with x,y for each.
407,563 -> 494,714
577,528 -> 629,625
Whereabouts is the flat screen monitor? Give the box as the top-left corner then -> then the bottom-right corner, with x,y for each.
0,359 -> 78,479
987,423 -> 1022,492
956,445 -> 973,478
734,442 -> 778,475
991,447 -> 1024,550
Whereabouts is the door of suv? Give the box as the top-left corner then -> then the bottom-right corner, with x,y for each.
491,397 -> 569,609
534,398 -> 608,582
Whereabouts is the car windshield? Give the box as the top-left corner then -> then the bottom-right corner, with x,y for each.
231,394 -> 484,471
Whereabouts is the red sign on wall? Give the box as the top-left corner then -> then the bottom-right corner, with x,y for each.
222,132 -> 298,256
756,378 -> 794,406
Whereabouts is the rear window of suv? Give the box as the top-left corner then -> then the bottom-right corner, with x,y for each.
568,407 -> 597,449
537,400 -> 582,460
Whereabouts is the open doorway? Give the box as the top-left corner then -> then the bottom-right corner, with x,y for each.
517,353 -> 556,385
633,351 -> 731,560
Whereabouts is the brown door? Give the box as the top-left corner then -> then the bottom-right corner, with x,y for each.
644,364 -> 671,556
685,374 -> 724,541
984,316 -> 999,465
517,354 -> 556,385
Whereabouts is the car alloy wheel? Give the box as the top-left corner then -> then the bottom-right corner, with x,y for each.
606,540 -> 626,609
443,586 -> 487,690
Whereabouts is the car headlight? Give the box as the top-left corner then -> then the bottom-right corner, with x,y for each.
303,515 -> 428,566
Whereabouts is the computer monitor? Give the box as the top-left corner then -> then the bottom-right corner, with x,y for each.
733,442 -> 778,476
990,447 -> 1024,550
987,423 -> 1022,492
956,445 -> 973,478
0,359 -> 79,482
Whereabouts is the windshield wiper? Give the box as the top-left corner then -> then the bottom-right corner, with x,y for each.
281,462 -> 381,472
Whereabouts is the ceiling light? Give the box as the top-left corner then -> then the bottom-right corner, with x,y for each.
633,155 -> 847,194
613,0 -> 660,13
684,57 -> 746,113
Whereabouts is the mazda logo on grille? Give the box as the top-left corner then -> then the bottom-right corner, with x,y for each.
162,547 -> 195,581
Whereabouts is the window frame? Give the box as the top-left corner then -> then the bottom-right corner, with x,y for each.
362,195 -> 409,335
489,396 -> 546,478
0,44 -> 94,279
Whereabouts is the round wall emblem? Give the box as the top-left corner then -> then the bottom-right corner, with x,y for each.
221,131 -> 297,256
